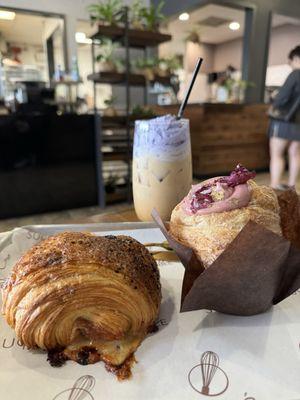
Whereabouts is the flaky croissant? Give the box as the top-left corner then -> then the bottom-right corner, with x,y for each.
170,165 -> 282,268
1,232 -> 161,379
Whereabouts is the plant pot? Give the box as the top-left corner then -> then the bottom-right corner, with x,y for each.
155,67 -> 170,77
97,21 -> 123,28
143,68 -> 155,81
103,106 -> 118,117
142,22 -> 160,32
131,20 -> 145,30
98,61 -> 117,73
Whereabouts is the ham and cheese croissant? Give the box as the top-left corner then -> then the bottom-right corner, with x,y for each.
170,165 -> 282,267
1,232 -> 161,379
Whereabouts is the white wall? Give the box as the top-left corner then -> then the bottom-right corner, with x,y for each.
213,38 -> 242,72
265,23 -> 300,88
177,42 -> 214,103
166,22 -> 300,75
268,23 -> 300,66
211,22 -> 300,87
212,23 -> 300,73
160,20 -> 300,102
184,42 -> 214,74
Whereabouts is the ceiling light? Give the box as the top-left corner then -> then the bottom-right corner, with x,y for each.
0,10 -> 16,20
75,32 -> 92,44
229,21 -> 240,31
179,13 -> 190,21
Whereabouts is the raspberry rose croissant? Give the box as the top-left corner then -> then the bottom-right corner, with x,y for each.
170,165 -> 282,268
1,232 -> 161,379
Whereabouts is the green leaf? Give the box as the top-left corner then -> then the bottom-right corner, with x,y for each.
86,0 -> 124,25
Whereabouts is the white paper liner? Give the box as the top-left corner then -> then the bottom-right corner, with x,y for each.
0,226 -> 300,400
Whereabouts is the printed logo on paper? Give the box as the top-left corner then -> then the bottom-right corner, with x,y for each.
188,351 -> 229,396
52,375 -> 96,400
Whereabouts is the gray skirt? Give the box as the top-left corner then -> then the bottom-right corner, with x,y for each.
268,119 -> 300,141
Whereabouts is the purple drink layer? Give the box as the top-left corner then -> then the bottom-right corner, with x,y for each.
134,115 -> 190,162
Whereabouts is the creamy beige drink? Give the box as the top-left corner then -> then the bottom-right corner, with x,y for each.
133,115 -> 192,221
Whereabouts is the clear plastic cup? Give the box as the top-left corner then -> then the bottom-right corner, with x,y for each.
132,115 -> 192,221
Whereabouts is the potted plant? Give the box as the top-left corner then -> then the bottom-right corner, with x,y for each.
234,80 -> 255,103
130,0 -> 145,30
166,55 -> 182,73
133,57 -> 157,80
185,29 -> 201,44
215,76 -> 232,103
87,0 -> 124,26
131,104 -> 155,118
156,55 -> 182,77
95,39 -> 124,72
103,95 -> 118,116
155,58 -> 169,77
140,0 -> 165,31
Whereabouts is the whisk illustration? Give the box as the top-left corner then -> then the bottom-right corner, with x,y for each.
188,350 -> 229,397
200,351 -> 219,395
52,375 -> 95,400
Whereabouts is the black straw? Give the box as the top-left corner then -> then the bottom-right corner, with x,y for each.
176,57 -> 203,120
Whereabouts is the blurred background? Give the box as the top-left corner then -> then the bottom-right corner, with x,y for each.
0,0 -> 299,228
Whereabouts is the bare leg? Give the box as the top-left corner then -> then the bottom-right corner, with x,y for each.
269,137 -> 289,188
288,141 -> 300,186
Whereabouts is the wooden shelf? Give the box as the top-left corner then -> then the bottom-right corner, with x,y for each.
88,72 -> 145,86
102,115 -> 127,127
88,71 -> 176,87
103,150 -> 131,161
91,25 -> 171,48
51,80 -> 83,87
103,135 -> 128,142
153,74 -> 178,86
89,20 -> 172,207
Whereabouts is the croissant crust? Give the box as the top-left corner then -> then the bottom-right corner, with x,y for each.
1,232 -> 161,375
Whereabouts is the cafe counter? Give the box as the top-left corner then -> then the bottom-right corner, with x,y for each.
154,103 -> 269,177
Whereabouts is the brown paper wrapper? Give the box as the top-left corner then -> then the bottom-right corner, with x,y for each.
152,189 -> 300,316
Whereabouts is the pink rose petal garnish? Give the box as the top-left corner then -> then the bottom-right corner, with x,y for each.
183,164 -> 256,215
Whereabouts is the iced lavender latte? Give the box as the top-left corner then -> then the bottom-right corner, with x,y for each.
133,115 -> 192,221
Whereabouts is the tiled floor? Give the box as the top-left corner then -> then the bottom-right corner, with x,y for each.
0,171 -> 297,233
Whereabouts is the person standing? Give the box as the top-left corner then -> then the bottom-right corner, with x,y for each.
269,45 -> 300,190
